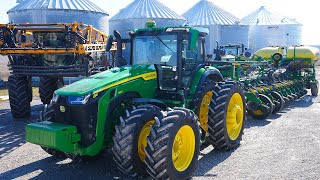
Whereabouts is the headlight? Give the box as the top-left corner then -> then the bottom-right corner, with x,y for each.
51,93 -> 59,104
67,94 -> 91,105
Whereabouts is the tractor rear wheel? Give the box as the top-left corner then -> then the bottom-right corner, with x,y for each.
272,91 -> 284,113
311,81 -> 319,96
8,75 -> 31,118
207,81 -> 245,149
194,80 -> 216,143
112,105 -> 163,177
145,108 -> 200,180
39,77 -> 58,104
248,94 -> 273,120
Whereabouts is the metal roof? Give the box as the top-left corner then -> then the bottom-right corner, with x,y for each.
8,0 -> 108,15
110,0 -> 185,21
182,0 -> 241,26
241,6 -> 301,26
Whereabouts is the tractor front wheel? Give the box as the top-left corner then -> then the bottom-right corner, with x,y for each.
145,108 -> 200,180
112,105 -> 163,177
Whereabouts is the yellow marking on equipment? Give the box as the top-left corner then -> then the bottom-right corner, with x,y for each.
93,72 -> 157,94
60,106 -> 66,113
118,90 -> 124,95
93,93 -> 98,99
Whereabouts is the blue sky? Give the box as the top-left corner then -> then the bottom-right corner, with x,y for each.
1,0 -> 318,45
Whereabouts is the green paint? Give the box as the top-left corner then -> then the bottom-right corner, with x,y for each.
55,65 -> 156,96
189,68 -> 206,95
26,121 -> 80,153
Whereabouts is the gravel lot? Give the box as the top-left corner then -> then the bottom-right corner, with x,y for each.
0,68 -> 320,180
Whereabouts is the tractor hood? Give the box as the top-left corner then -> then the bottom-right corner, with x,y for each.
55,65 -> 156,96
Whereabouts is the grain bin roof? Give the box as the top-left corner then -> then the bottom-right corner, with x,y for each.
183,0 -> 241,26
241,6 -> 301,26
8,0 -> 108,15
110,0 -> 185,21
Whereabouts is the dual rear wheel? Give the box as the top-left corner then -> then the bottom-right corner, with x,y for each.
112,81 -> 246,179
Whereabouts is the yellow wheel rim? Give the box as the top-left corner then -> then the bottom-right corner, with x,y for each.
138,120 -> 155,161
172,125 -> 195,172
226,93 -> 244,140
199,91 -> 213,135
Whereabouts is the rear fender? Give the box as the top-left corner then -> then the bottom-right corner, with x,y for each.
189,67 -> 223,95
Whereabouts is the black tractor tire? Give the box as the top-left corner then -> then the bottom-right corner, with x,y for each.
145,108 -> 200,180
8,75 -> 31,118
193,80 -> 217,143
248,94 -> 274,120
311,81 -> 319,96
112,105 -> 163,177
207,81 -> 246,150
272,91 -> 284,114
27,76 -> 33,103
41,147 -> 67,159
39,77 -> 58,104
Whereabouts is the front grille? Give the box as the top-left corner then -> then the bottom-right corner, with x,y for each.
52,96 -> 100,147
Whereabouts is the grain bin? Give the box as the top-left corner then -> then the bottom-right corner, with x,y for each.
241,6 -> 302,52
109,0 -> 186,62
183,0 -> 249,55
8,0 -> 109,33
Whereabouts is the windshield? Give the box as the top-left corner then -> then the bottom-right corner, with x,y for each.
132,34 -> 178,67
224,47 -> 239,56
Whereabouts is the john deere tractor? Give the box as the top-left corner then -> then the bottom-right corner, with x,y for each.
25,22 -> 245,179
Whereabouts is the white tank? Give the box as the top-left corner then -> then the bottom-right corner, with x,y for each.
8,0 -> 109,33
183,0 -> 249,55
241,6 -> 302,52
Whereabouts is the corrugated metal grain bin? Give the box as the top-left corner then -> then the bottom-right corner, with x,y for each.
241,6 -> 302,52
109,0 -> 186,62
8,0 -> 109,33
183,0 -> 249,55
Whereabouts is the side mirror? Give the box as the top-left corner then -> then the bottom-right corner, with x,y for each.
105,35 -> 114,52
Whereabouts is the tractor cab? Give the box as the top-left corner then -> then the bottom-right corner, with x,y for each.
128,22 -> 209,103
214,43 -> 251,61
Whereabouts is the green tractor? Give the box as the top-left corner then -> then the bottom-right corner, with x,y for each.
25,22 -> 246,179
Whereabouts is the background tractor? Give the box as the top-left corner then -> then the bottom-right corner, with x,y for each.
0,22 -> 119,118
25,22 -> 246,179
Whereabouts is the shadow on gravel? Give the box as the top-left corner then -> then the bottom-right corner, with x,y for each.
194,147 -> 234,177
0,104 -> 43,158
0,151 -> 139,180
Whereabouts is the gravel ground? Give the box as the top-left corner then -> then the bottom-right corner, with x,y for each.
0,69 -> 320,180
